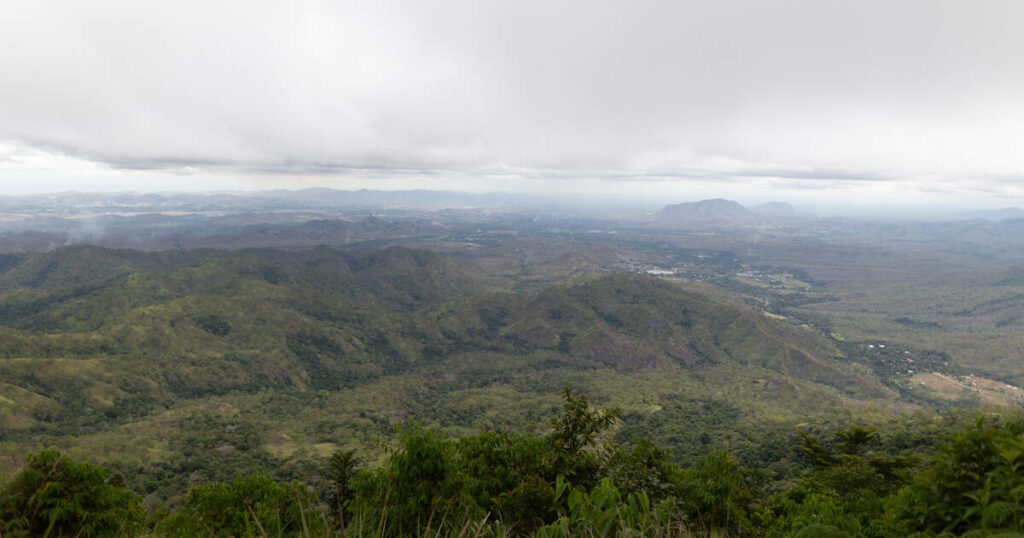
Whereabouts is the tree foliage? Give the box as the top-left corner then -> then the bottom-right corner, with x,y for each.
157,473 -> 325,537
7,395 -> 1024,537
0,449 -> 144,538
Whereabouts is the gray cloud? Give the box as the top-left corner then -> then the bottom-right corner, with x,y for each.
2,0 -> 1024,195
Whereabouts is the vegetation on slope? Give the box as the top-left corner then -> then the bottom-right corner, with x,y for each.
4,391 -> 1024,537
1,242 -> 1021,537
0,246 -> 889,443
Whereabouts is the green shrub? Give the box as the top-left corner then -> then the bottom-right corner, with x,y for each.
158,473 -> 325,537
0,450 -> 144,538
892,418 -> 1024,536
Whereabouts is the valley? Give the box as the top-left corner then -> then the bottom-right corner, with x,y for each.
1,192 -> 1023,536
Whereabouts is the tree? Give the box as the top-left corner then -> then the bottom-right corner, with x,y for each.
546,387 -> 620,456
158,473 -> 325,537
892,417 -> 1024,536
350,426 -> 473,536
545,387 -> 620,488
0,450 -> 144,538
323,448 -> 361,526
766,426 -> 914,537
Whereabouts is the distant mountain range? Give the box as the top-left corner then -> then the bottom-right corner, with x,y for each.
953,207 -> 1024,221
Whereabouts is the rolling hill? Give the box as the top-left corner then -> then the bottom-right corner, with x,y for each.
0,244 -> 904,500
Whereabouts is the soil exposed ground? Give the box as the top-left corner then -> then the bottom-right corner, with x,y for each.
912,372 -> 1024,406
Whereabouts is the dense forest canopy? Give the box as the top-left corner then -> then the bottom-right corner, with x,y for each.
5,390 -> 1024,536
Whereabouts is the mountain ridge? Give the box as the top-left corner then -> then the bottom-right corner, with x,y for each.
0,245 -> 894,436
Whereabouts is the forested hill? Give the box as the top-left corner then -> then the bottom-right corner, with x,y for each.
0,244 -> 1022,536
0,244 -> 889,435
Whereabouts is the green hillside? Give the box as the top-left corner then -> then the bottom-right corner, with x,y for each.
0,243 -> 925,508
0,244 -> 1021,536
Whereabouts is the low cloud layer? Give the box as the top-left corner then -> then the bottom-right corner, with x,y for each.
2,0 -> 1024,198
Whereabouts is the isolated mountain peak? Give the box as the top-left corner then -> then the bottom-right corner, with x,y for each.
655,198 -> 755,226
751,201 -> 798,217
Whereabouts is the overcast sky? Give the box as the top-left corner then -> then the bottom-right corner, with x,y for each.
1,0 -> 1023,209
